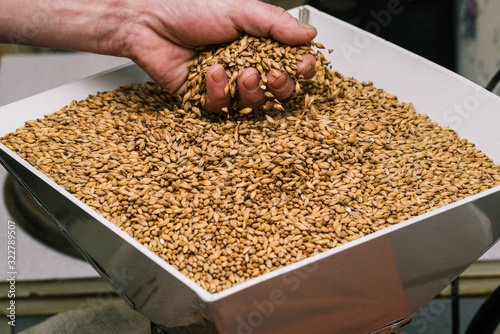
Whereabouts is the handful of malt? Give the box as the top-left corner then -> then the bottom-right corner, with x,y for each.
182,34 -> 332,115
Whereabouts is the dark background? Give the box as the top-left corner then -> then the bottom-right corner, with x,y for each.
308,0 -> 456,71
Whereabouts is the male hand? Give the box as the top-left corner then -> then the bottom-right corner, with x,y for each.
116,0 -> 318,112
1,0 -> 318,112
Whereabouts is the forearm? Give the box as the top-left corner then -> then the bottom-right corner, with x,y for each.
0,0 -> 127,55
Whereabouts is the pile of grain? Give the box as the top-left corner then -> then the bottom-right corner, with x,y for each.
2,37 -> 500,293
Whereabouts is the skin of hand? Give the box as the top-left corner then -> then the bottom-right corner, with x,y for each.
0,0 -> 317,112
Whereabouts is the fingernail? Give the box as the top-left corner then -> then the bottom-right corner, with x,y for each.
243,73 -> 259,91
271,71 -> 287,90
212,67 -> 226,83
298,21 -> 317,31
300,63 -> 313,76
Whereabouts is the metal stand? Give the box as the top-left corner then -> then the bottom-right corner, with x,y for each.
151,322 -> 170,334
464,284 -> 500,334
151,322 -> 169,334
451,279 -> 460,334
150,321 -> 219,334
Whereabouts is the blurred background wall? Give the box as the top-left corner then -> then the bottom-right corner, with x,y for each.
455,0 -> 500,90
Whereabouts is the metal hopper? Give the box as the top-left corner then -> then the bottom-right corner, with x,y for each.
1,6 -> 500,334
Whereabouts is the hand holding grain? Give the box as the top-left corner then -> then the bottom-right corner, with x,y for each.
0,0 -> 317,112
119,0 -> 318,112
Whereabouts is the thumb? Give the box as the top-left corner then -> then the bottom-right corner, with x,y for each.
229,1 -> 317,45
